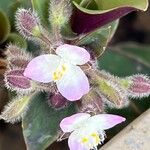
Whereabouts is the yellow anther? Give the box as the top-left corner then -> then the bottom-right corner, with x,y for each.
91,133 -> 100,144
62,64 -> 67,72
81,137 -> 89,144
52,64 -> 67,81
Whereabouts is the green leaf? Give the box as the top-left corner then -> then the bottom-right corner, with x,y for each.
6,33 -> 27,49
7,0 -> 23,29
98,42 -> 150,76
0,10 -> 10,44
31,0 -> 50,27
0,0 -> 30,13
76,21 -> 119,57
73,0 -> 148,14
94,0 -> 148,11
0,0 -> 13,13
22,92 -> 77,150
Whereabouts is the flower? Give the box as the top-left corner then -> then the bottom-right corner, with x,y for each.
23,44 -> 90,101
60,113 -> 126,150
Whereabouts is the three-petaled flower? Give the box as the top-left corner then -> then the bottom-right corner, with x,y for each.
60,113 -> 126,150
23,44 -> 90,101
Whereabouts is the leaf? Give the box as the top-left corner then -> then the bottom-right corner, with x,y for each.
0,95 -> 31,123
94,0 -> 148,11
0,10 -> 10,44
98,42 -> 150,76
71,0 -> 148,33
22,92 -> 77,150
0,0 -> 31,13
0,0 -> 13,13
6,33 -> 27,49
76,20 -> 119,57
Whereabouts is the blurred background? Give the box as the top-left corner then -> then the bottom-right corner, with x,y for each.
0,1 -> 150,150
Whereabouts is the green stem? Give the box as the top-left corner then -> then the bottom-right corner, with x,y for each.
30,0 -> 36,10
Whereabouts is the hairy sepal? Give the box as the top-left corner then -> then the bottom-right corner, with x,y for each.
4,69 -> 32,94
0,95 -> 31,123
89,70 -> 128,108
80,88 -> 104,114
15,8 -> 42,39
123,74 -> 150,98
49,0 -> 72,28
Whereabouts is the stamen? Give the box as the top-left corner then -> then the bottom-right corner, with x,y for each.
52,64 -> 67,81
81,137 -> 89,143
91,132 -> 100,145
80,132 -> 100,149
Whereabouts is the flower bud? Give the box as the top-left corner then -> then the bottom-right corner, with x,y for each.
48,93 -> 68,109
9,58 -> 29,69
128,74 -> 150,98
16,9 -> 41,39
6,44 -> 23,58
4,69 -> 32,93
6,44 -> 31,69
88,70 -> 128,108
79,89 -> 104,114
49,0 -> 72,27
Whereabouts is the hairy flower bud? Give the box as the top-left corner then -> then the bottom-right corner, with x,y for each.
16,9 -> 41,39
49,0 -> 72,27
88,70 -> 128,108
6,44 -> 31,69
6,44 -> 31,59
49,0 -> 73,47
127,74 -> 150,98
4,69 -> 32,93
9,58 -> 29,69
48,93 -> 68,110
79,89 -> 104,114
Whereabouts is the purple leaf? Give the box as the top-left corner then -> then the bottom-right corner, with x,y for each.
71,7 -> 135,34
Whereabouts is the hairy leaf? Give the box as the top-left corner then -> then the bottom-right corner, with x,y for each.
22,92 -> 77,150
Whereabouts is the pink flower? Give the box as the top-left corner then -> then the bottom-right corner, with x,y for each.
23,44 -> 90,101
60,113 -> 126,150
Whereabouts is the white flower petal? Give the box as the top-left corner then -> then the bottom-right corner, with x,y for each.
60,113 -> 91,132
56,65 -> 90,101
87,114 -> 126,130
56,44 -> 90,65
68,131 -> 88,150
24,54 -> 61,83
